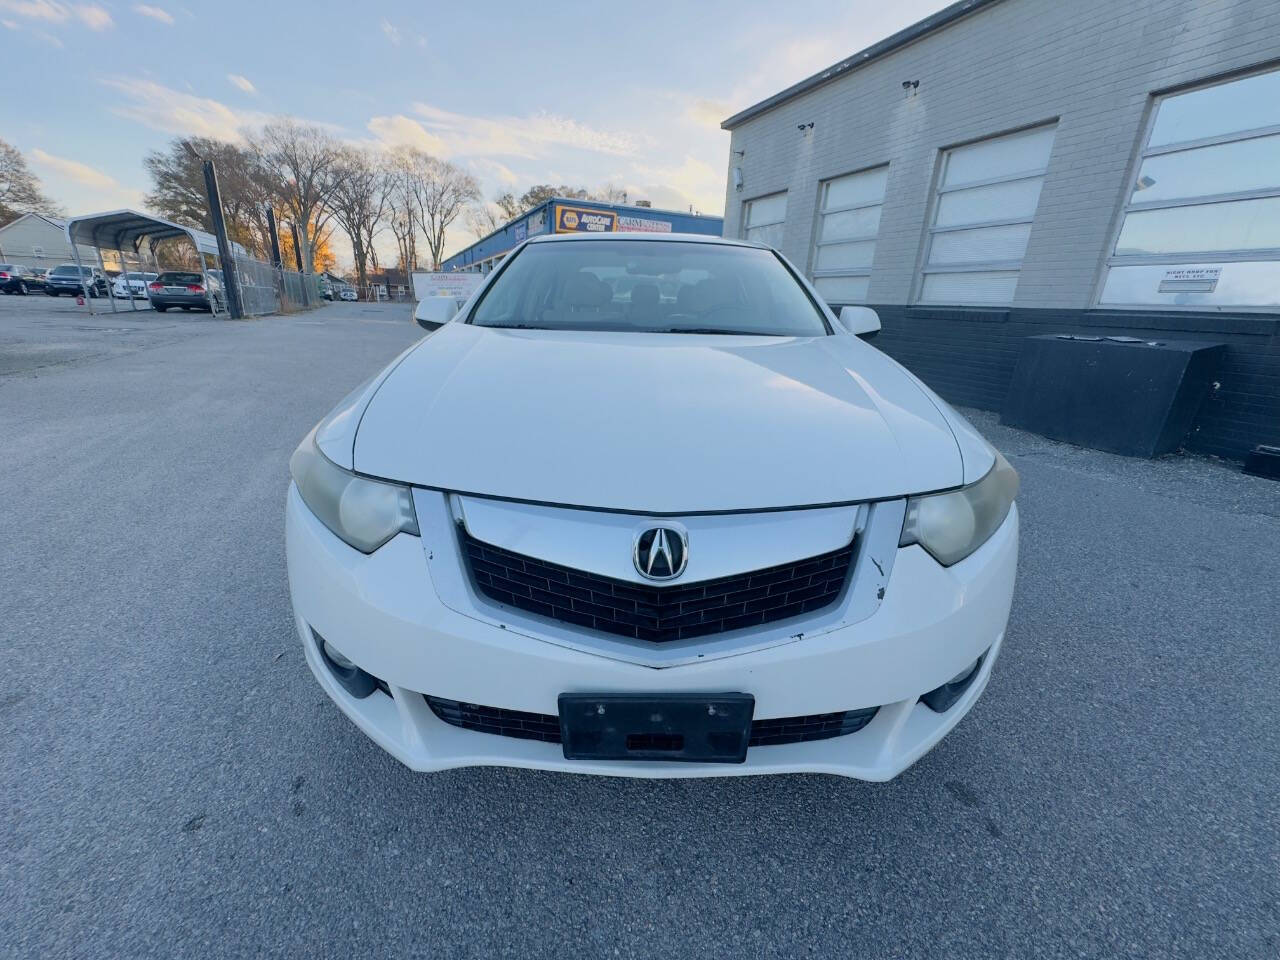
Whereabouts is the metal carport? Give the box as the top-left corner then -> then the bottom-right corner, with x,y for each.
63,209 -> 244,316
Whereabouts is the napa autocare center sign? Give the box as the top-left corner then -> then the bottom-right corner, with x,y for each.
411,272 -> 484,304
554,205 -> 617,233
554,204 -> 675,234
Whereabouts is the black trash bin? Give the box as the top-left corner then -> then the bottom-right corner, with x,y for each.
1000,334 -> 1225,457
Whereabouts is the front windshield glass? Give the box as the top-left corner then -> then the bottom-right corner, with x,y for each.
469,240 -> 830,336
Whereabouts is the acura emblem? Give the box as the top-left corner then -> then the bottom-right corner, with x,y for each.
633,526 -> 688,581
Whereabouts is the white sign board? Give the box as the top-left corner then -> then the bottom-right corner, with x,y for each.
411,272 -> 484,302
1158,266 -> 1221,293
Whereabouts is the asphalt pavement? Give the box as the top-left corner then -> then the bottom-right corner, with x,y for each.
2,295 -> 1277,958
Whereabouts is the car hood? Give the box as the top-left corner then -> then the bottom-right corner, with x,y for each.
352,324 -> 964,513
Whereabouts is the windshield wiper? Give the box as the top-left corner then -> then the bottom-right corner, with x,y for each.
480,323 -> 550,330
661,327 -> 780,336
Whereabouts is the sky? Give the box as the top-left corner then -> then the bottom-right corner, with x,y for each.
0,0 -> 951,267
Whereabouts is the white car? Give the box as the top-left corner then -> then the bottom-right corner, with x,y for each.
112,272 -> 158,299
285,233 -> 1019,780
339,288 -> 357,301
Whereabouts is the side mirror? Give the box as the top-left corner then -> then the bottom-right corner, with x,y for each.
838,305 -> 881,338
414,296 -> 460,331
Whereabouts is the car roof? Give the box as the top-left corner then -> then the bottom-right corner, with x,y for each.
526,231 -> 757,249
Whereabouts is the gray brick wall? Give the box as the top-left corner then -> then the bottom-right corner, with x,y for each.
723,0 -> 1280,310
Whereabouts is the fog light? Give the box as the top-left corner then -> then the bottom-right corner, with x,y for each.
312,628 -> 383,699
920,655 -> 985,713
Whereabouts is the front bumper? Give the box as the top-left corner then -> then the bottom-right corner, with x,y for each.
285,485 -> 1018,780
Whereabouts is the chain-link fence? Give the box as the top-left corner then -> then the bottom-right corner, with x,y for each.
220,251 -> 322,317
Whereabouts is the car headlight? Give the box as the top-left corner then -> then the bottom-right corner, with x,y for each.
899,450 -> 1019,566
289,432 -> 418,553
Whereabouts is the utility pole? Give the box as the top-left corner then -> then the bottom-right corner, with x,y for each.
266,207 -> 283,268
185,144 -> 244,319
289,222 -> 304,272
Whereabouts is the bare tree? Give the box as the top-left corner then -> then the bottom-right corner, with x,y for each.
393,148 -> 480,269
329,147 -> 392,291
0,139 -> 58,224
249,120 -> 344,272
143,136 -> 275,258
464,201 -> 505,239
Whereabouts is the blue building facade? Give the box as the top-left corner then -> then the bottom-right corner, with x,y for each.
441,198 -> 724,274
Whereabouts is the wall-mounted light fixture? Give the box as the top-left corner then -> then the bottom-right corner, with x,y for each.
732,166 -> 744,192
902,79 -> 920,98
797,121 -> 815,133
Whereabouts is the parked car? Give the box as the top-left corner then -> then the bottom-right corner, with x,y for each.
320,277 -> 335,300
285,232 -> 1021,781
112,272 -> 159,300
339,287 -> 357,301
45,264 -> 108,297
0,263 -> 38,294
147,271 -> 224,313
28,267 -> 48,290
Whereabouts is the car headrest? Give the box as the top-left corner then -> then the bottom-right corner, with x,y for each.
564,271 -> 611,308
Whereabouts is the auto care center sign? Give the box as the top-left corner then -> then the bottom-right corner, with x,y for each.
554,204 -> 673,234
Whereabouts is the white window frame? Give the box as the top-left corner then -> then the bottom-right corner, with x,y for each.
809,164 -> 888,304
740,192 -> 787,246
1095,65 -> 1280,311
917,123 -> 1057,305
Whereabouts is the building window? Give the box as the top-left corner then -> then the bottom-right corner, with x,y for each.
742,192 -> 786,247
810,166 -> 888,303
1100,67 -> 1280,308
919,124 -> 1057,305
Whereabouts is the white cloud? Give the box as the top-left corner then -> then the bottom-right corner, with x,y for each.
368,103 -> 642,162
133,4 -> 174,24
29,148 -> 145,211
0,1 -> 112,29
379,17 -> 399,45
74,2 -> 110,29
31,148 -> 117,189
99,76 -> 272,142
2,18 -> 19,27
0,1 -> 68,23
227,73 -> 256,95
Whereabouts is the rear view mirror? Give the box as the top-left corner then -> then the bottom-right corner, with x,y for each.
838,305 -> 881,338
415,296 -> 460,331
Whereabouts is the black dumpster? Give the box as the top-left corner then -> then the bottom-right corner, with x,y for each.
1000,334 -> 1225,457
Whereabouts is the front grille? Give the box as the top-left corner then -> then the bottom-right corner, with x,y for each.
424,696 -> 562,743
460,527 -> 854,644
424,696 -> 878,749
746,707 -> 878,746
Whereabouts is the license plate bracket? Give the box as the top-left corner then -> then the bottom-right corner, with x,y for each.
558,693 -> 755,763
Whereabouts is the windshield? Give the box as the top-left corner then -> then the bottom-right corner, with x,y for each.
52,265 -> 91,276
469,240 -> 830,336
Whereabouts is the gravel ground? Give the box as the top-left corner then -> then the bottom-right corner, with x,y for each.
2,296 -> 1277,958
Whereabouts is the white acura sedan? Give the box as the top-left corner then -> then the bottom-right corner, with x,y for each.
285,233 -> 1019,780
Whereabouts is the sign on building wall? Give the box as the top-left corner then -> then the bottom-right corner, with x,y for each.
1157,266 -> 1221,294
617,215 -> 673,233
411,272 -> 484,302
527,210 -> 547,235
554,205 -> 617,233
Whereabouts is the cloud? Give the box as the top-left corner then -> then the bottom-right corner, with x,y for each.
31,148 -> 118,190
379,17 -> 399,45
29,148 -> 146,210
227,73 -> 256,95
99,76 -> 272,142
368,103 -> 642,162
75,2 -> 110,28
0,1 -> 68,22
0,1 -> 112,29
133,3 -> 173,24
